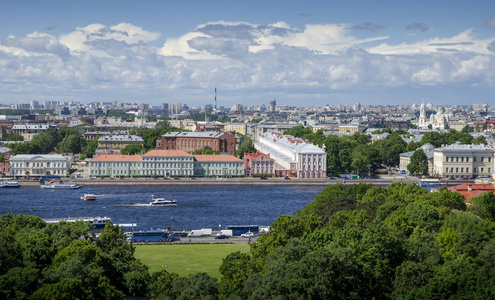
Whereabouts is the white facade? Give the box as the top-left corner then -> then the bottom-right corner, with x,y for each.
89,155 -> 142,177
141,150 -> 194,176
10,154 -> 72,176
433,143 -> 495,179
255,131 -> 326,178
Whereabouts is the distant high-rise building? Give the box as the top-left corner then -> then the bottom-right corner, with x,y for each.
169,102 -> 182,118
353,102 -> 361,112
161,103 -> 169,114
214,88 -> 217,110
269,100 -> 276,113
30,101 -> 39,110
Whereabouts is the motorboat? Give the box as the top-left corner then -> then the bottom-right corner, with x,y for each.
150,195 -> 177,206
0,179 -> 21,188
40,181 -> 82,189
81,194 -> 97,201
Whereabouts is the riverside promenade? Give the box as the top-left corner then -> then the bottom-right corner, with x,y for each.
15,175 -> 425,187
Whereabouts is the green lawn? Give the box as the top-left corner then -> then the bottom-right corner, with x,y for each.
134,243 -> 250,279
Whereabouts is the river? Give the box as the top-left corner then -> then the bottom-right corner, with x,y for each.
0,185 -> 324,231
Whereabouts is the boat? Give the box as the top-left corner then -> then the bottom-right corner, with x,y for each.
419,179 -> 445,187
44,216 -> 111,228
0,179 -> 21,188
40,181 -> 82,189
150,195 -> 177,206
81,193 -> 97,201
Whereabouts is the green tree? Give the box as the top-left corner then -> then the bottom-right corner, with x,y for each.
6,133 -> 24,141
121,144 -> 144,155
236,135 -> 256,158
407,148 -> 428,175
191,146 -> 220,155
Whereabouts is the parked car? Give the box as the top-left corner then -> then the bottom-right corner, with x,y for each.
215,234 -> 229,239
241,232 -> 254,238
260,176 -> 267,180
90,177 -> 97,180
171,232 -> 188,237
168,236 -> 180,242
284,176 -> 290,180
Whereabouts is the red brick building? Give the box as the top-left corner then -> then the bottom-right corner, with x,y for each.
0,147 -> 11,175
156,131 -> 236,155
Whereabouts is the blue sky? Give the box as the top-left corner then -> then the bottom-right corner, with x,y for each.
1,0 -> 495,107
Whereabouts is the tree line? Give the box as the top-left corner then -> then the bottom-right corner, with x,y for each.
283,125 -> 488,176
2,183 -> 495,299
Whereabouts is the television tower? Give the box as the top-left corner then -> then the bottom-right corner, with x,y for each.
214,88 -> 217,110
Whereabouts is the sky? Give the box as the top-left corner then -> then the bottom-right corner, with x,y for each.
1,0 -> 495,108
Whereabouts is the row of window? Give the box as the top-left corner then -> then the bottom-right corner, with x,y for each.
12,162 -> 67,168
445,167 -> 491,173
445,156 -> 492,163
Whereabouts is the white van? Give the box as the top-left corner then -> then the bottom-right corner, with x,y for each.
187,230 -> 204,237
216,230 -> 233,237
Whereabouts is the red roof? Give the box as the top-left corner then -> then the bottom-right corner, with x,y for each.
448,183 -> 495,202
143,150 -> 192,157
90,154 -> 142,162
193,155 -> 242,162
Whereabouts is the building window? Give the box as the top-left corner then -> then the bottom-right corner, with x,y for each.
481,167 -> 484,173
466,168 -> 469,173
466,157 -> 469,162
456,157 -> 459,162
461,157 -> 464,162
481,157 -> 484,162
489,157 -> 492,163
461,168 -> 464,173
489,168 -> 492,173
446,168 -> 448,173
474,157 -> 477,162
456,168 -> 459,173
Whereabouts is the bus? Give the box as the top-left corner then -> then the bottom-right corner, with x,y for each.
131,229 -> 169,243
225,225 -> 259,236
419,179 -> 445,187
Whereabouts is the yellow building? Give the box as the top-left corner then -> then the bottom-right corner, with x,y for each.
96,134 -> 144,154
338,123 -> 366,134
224,123 -> 247,135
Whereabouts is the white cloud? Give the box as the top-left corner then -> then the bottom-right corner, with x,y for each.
0,21 -> 494,105
368,29 -> 492,55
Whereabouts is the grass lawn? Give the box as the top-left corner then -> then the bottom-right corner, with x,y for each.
134,243 -> 250,279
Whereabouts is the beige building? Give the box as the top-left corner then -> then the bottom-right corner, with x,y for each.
224,123 -> 247,135
338,123 -> 366,134
433,143 -> 494,179
96,135 -> 144,154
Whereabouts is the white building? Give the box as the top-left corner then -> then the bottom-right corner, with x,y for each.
142,150 -> 194,177
193,155 -> 244,176
433,143 -> 495,179
10,154 -> 72,177
255,131 -> 327,178
89,154 -> 142,177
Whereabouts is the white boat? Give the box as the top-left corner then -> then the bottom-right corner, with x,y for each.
40,181 -> 82,189
150,195 -> 177,206
0,180 -> 21,188
81,194 -> 97,201
44,216 -> 111,228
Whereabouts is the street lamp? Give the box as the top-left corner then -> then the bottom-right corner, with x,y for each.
248,214 -> 251,233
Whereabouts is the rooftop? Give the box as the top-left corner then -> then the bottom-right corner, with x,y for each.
193,155 -> 242,162
90,154 -> 142,162
142,150 -> 193,157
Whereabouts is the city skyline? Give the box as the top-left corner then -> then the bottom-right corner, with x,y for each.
1,0 -> 495,106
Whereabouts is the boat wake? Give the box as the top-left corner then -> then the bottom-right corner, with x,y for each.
115,203 -> 152,207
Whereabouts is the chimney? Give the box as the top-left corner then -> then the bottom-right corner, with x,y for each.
468,185 -> 472,191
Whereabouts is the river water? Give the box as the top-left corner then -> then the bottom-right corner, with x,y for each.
0,185 -> 324,231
